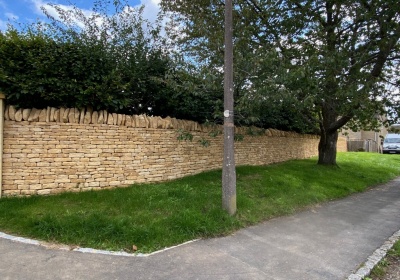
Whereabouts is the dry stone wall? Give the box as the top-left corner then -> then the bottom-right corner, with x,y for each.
1,105 -> 345,197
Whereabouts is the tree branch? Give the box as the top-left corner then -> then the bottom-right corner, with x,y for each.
328,113 -> 355,132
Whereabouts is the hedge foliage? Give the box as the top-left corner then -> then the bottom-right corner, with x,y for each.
0,29 -> 171,115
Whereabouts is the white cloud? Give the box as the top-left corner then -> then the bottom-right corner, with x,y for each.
26,0 -> 164,37
31,0 -> 48,15
31,0 -> 101,29
5,12 -> 19,20
140,0 -> 161,23
29,0 -> 162,26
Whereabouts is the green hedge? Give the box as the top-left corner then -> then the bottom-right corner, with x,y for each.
0,30 -> 168,114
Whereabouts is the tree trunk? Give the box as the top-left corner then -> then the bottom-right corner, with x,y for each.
318,130 -> 338,165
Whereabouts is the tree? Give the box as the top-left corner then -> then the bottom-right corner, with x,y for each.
161,0 -> 400,165
0,1 -> 176,115
1,0 -> 231,123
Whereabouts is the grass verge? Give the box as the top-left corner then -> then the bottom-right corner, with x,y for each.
0,152 -> 400,253
364,239 -> 400,280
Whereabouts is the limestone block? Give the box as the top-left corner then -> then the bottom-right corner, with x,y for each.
45,106 -> 51,122
164,116 -> 173,129
92,111 -> 99,124
59,108 -> 65,122
139,115 -> 147,127
50,107 -> 56,122
268,128 -> 275,136
148,116 -> 156,128
267,129 -> 275,136
144,115 -> 150,128
68,108 -> 76,123
184,120 -> 191,130
190,121 -> 197,131
187,121 -> 193,131
184,120 -> 192,131
135,115 -> 146,128
8,105 -> 16,121
178,120 -> 185,130
155,116 -> 162,128
125,115 -> 133,127
159,118 -> 166,129
28,108 -> 40,122
79,109 -> 85,124
176,119 -> 184,130
69,108 -> 77,123
37,189 -> 51,195
4,105 -> 10,120
194,121 -> 201,131
22,108 -> 31,121
147,116 -> 158,128
132,115 -> 139,127
54,109 -> 61,122
62,108 -> 70,123
132,115 -> 141,127
112,113 -> 118,125
154,116 -> 160,128
173,119 -> 180,129
39,109 -> 47,122
84,110 -> 92,124
15,109 -> 23,122
97,111 -> 104,124
107,113 -> 114,125
20,190 -> 36,195
117,114 -> 124,125
102,110 -> 108,123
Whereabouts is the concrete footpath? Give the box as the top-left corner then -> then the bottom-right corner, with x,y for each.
1,178 -> 400,280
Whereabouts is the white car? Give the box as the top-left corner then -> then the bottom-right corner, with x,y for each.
383,134 -> 400,154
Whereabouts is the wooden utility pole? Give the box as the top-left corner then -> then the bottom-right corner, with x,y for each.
222,0 -> 236,215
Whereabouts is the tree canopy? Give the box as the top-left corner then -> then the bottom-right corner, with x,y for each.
161,0 -> 400,164
0,2 -> 171,114
0,0 -> 240,124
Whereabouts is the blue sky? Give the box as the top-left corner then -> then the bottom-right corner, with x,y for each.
0,0 -> 161,31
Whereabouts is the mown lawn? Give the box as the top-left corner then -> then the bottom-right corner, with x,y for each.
0,152 -> 399,253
